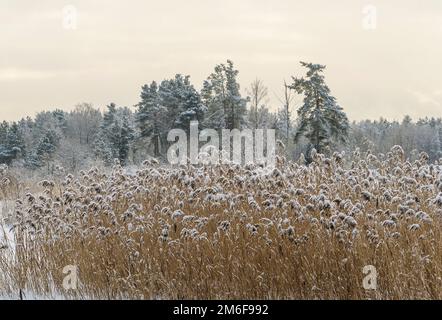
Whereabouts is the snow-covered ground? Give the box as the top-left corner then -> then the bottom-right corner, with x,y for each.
0,200 -> 17,300
0,200 -> 15,252
0,201 -> 75,300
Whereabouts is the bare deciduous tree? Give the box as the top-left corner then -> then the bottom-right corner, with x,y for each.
275,80 -> 295,148
68,103 -> 102,145
247,78 -> 269,129
283,80 -> 294,146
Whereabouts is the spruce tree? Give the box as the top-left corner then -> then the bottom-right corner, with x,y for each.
6,122 -> 25,159
94,104 -> 134,165
0,122 -> 25,164
289,62 -> 349,155
116,115 -> 134,165
26,129 -> 60,170
0,122 -> 10,163
93,131 -> 113,165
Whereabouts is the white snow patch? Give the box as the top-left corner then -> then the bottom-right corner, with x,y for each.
0,201 -> 15,252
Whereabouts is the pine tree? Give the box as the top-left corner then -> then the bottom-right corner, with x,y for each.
203,60 -> 247,130
159,74 -> 205,132
202,80 -> 225,129
289,62 -> 349,155
173,76 -> 206,131
136,82 -> 166,157
136,75 -> 205,158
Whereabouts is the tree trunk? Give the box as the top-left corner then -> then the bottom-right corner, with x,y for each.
154,134 -> 160,157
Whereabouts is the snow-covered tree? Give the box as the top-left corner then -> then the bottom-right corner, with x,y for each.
274,81 -> 296,152
201,80 -> 225,130
136,82 -> 167,157
246,79 -> 269,130
0,122 -> 25,164
26,129 -> 60,171
136,75 -> 205,158
0,122 -> 11,164
203,60 -> 247,130
289,62 -> 349,155
107,111 -> 134,165
67,103 -> 101,145
159,74 -> 205,131
94,104 -> 135,165
93,131 -> 114,165
6,122 -> 25,159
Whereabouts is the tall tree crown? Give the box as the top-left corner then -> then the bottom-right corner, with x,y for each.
290,61 -> 349,154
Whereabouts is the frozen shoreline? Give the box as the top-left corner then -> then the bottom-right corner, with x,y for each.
1,200 -> 80,300
0,201 -> 15,251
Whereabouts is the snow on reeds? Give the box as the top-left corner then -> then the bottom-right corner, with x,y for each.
2,146 -> 442,299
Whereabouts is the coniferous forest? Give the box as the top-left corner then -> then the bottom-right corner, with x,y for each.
1,61 -> 441,176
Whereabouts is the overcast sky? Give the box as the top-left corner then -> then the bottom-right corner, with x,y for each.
1,0 -> 441,122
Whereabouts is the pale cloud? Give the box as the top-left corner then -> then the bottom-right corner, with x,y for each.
0,68 -> 56,81
1,0 -> 442,121
410,91 -> 441,107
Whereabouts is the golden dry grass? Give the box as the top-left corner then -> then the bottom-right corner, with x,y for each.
2,146 -> 442,299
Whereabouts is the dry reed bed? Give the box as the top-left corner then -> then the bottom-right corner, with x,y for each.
2,146 -> 442,299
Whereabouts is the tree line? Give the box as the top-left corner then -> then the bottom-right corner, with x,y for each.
1,61 -> 441,172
